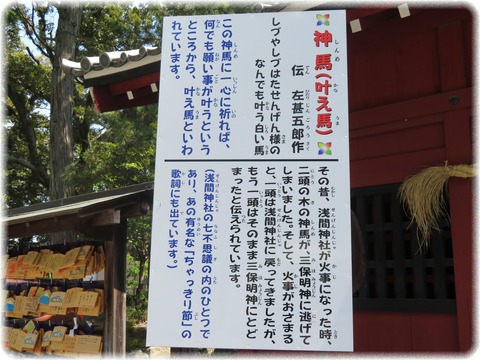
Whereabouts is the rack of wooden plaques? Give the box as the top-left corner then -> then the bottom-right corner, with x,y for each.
3,243 -> 106,355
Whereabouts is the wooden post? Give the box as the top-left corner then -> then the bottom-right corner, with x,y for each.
444,108 -> 474,352
103,219 -> 128,356
449,179 -> 473,352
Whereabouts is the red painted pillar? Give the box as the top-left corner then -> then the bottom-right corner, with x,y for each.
449,178 -> 474,352
444,106 -> 474,352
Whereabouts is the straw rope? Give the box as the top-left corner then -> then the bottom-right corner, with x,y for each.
398,161 -> 476,251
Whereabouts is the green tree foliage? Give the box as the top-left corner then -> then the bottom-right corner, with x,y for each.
65,105 -> 158,193
126,216 -> 152,323
4,0 -> 254,330
5,4 -> 53,207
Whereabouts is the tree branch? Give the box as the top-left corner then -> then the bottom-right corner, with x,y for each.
7,153 -> 50,188
7,82 -> 37,157
14,4 -> 54,61
7,82 -> 51,188
33,3 -> 55,59
25,46 -> 41,66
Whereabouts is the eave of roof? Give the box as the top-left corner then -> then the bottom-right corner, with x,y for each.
8,182 -> 154,218
7,192 -> 142,225
6,182 -> 154,239
62,45 -> 161,81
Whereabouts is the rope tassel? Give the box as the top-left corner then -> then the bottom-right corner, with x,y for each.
398,161 -> 476,250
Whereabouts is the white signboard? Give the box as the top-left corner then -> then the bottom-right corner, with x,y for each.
147,10 -> 352,352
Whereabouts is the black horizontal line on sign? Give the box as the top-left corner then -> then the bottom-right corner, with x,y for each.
164,158 -> 340,162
